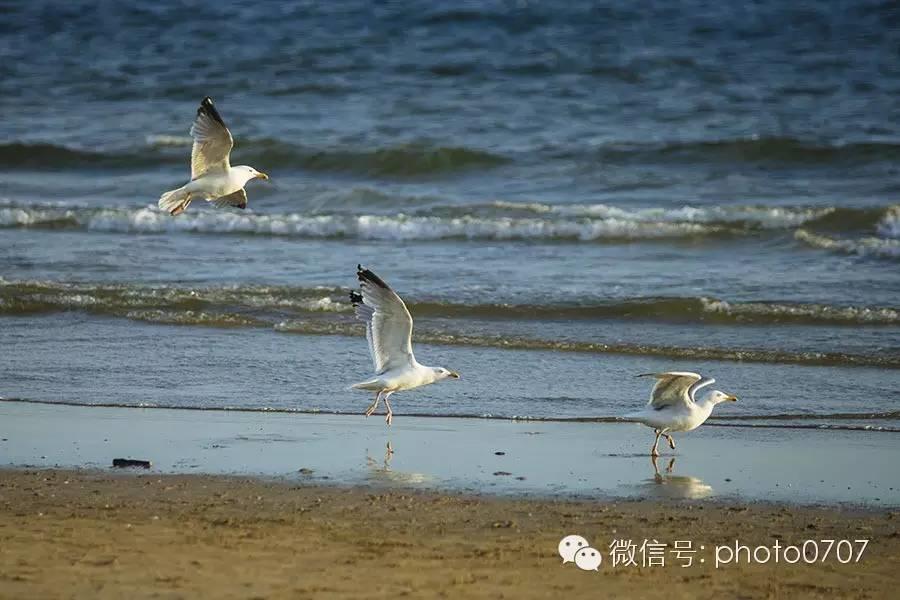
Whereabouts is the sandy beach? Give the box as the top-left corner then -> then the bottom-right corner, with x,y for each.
2,402 -> 899,598
1,469 -> 897,599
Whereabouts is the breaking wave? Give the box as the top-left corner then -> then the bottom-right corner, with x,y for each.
2,280 -> 897,327
3,280 -> 898,327
794,229 -> 900,259
0,203 -> 732,241
3,201 -> 897,245
2,279 -> 897,368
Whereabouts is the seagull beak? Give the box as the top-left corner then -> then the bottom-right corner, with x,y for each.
727,395 -> 738,402
256,172 -> 269,180
449,371 -> 460,379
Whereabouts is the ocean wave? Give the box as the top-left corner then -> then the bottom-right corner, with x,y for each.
794,229 -> 900,259
274,319 -> 898,368
3,280 -> 897,327
5,200 -> 898,245
8,136 -> 898,176
417,297 -> 900,326
488,200 -> 835,229
0,142 -> 174,170
0,139 -> 507,177
0,203 -> 730,241
145,134 -> 193,147
3,280 -> 896,368
0,280 -> 348,318
593,137 -> 900,165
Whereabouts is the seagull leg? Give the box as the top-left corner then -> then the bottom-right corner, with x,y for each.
664,432 -> 676,450
171,196 -> 192,216
383,392 -> 394,426
365,391 -> 382,418
651,430 -> 661,457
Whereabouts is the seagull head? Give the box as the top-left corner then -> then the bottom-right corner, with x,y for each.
707,390 -> 738,405
236,165 -> 269,183
433,367 -> 461,381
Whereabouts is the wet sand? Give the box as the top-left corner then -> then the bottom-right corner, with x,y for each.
0,469 -> 897,599
2,400 -> 898,506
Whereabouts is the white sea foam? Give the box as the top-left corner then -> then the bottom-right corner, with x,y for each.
700,297 -> 899,324
490,200 -> 831,228
876,205 -> 900,239
145,134 -> 193,147
1,205 -> 724,241
794,229 -> 900,259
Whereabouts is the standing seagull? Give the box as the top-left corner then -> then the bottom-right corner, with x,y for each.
158,97 -> 268,216
350,265 -> 460,425
624,371 -> 737,456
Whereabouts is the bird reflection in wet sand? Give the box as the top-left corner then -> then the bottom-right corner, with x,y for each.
365,443 -> 432,486
366,441 -> 394,470
646,456 -> 714,500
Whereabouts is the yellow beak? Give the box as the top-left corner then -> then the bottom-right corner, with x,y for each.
727,395 -> 738,402
256,172 -> 269,180
449,371 -> 460,379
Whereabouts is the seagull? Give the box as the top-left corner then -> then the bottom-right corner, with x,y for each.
624,371 -> 737,456
349,265 -> 460,425
158,97 -> 268,216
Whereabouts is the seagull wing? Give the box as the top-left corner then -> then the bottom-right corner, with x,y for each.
350,265 -> 415,374
212,189 -> 247,209
190,97 -> 234,180
637,371 -> 709,410
687,375 -> 716,402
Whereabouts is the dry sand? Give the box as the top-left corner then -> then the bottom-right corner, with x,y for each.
0,469 -> 897,599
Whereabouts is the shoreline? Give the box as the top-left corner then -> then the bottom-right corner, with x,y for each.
2,400 -> 898,508
3,397 -> 899,432
0,468 -> 897,599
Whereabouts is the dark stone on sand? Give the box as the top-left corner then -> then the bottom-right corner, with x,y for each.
112,458 -> 152,469
492,471 -> 512,476
298,468 -> 314,476
494,451 -> 506,456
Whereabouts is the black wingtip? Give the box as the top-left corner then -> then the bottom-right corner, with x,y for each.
349,290 -> 363,305
356,265 -> 390,289
198,96 -> 226,127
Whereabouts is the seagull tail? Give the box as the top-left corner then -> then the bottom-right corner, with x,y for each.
351,379 -> 382,391
158,186 -> 191,216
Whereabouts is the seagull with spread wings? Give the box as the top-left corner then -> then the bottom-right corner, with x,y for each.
624,371 -> 737,456
349,265 -> 459,425
158,97 -> 268,216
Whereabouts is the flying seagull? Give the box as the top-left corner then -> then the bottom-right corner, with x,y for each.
624,371 -> 737,456
158,97 -> 268,216
350,265 -> 459,425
